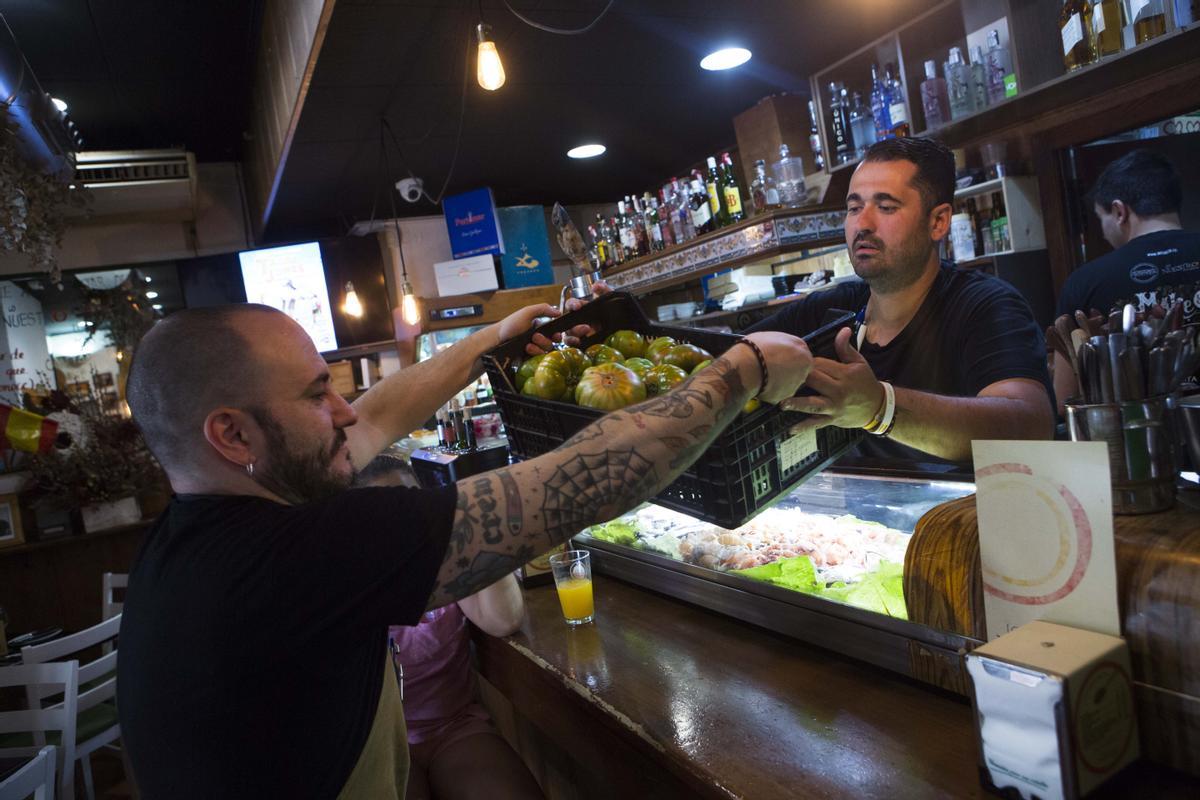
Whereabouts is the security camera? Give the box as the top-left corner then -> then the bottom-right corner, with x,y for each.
396,177 -> 424,203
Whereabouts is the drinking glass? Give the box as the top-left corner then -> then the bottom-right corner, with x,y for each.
548,550 -> 594,625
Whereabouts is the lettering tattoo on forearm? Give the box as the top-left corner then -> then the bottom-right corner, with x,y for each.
472,475 -> 504,545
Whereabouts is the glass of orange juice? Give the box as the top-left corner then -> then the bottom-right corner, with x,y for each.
548,550 -> 594,625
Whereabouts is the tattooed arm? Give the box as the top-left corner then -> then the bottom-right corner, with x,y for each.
426,331 -> 813,608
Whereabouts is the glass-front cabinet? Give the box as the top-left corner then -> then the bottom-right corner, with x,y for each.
573,471 -> 977,685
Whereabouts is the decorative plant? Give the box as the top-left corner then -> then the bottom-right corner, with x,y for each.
25,388 -> 166,511
79,279 -> 157,358
0,105 -> 89,284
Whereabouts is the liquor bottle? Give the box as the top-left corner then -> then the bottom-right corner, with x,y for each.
689,177 -> 715,235
750,159 -> 781,214
1091,0 -> 1123,56
772,144 -> 807,208
828,81 -> 853,164
869,63 -> 893,141
1060,0 -> 1096,72
721,153 -> 746,223
969,46 -> 989,113
607,217 -> 626,264
463,407 -> 477,450
846,92 -> 874,158
884,64 -> 911,137
992,193 -> 1010,252
985,30 -> 1015,104
629,195 -> 649,256
586,225 -> 606,270
654,194 -> 675,248
674,178 -> 696,241
807,99 -> 825,170
435,407 -> 449,449
945,47 -> 974,120
705,156 -> 726,225
643,192 -> 665,251
1130,0 -> 1167,42
920,59 -> 951,129
965,198 -> 984,256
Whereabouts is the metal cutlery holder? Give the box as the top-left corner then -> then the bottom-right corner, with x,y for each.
1065,396 -> 1177,515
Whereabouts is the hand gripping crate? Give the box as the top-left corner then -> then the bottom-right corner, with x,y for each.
481,292 -> 862,528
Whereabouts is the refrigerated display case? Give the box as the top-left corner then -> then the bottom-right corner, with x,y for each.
573,470 -> 978,688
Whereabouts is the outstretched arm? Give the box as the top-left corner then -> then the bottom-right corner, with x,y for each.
426,332 -> 813,608
458,574 -> 525,637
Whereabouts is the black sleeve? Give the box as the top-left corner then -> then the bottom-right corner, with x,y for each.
273,485 -> 458,631
745,296 -> 811,335
959,280 -> 1052,397
1056,270 -> 1084,319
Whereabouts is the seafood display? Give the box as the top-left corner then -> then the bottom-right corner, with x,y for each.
582,502 -> 913,618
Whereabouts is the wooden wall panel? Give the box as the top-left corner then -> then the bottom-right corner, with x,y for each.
244,0 -> 336,238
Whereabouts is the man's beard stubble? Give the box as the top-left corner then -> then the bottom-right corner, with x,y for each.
851,225 -> 936,294
247,407 -> 355,504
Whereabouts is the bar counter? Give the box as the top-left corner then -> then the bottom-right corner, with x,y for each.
474,577 -> 1200,799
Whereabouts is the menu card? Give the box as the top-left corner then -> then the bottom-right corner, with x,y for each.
972,441 -> 1120,640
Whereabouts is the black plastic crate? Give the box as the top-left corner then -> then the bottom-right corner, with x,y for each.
482,291 -> 863,528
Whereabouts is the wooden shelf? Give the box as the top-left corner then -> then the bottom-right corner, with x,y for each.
419,285 -> 564,333
0,519 -> 152,559
916,25 -> 1200,147
603,206 -> 846,297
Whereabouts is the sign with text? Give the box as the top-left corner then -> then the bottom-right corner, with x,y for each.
496,206 -> 555,289
0,281 -> 54,405
443,188 -> 504,259
972,441 -> 1120,640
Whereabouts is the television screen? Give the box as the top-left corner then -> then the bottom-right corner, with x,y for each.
239,242 -> 338,352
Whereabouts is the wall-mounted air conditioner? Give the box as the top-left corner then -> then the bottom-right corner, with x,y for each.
72,149 -> 198,223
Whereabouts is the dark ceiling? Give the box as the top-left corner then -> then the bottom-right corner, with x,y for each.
5,0 -> 942,242
2,0 -> 262,161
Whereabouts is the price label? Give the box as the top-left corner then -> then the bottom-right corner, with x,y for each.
1093,6 -> 1106,35
1130,0 -> 1152,23
1005,74 -> 1018,98
779,427 -> 818,472
1061,13 -> 1084,56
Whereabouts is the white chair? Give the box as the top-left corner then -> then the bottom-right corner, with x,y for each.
0,744 -> 57,800
0,662 -> 76,799
101,573 -> 127,621
20,616 -> 121,800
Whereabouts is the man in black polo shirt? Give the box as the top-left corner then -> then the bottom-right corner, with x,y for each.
751,137 -> 1053,466
117,300 -> 812,798
1053,149 -> 1200,409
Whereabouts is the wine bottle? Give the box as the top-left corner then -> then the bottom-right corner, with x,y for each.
1091,0 -> 1123,57
1060,0 -> 1096,72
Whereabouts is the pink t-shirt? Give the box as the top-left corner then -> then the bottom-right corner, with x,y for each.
388,604 -> 475,741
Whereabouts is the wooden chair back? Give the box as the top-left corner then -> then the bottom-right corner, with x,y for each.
0,744 -> 57,800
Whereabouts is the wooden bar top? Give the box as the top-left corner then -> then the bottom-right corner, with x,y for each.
475,577 -> 1200,799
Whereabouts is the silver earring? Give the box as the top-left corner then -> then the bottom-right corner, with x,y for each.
245,461 -> 255,477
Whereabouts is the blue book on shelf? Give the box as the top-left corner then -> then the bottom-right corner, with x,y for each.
496,206 -> 556,289
443,187 -> 505,259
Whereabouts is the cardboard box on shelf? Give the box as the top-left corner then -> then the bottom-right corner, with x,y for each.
733,93 -> 820,193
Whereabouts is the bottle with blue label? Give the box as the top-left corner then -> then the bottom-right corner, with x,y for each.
869,63 -> 892,140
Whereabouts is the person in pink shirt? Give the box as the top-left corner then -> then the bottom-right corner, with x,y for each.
360,455 -> 543,799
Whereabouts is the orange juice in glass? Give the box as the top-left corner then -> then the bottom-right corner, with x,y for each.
549,550 -> 594,625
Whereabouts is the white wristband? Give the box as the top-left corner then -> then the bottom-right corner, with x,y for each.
868,381 -> 896,437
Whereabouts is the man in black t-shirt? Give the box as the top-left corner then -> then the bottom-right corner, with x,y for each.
118,299 -> 813,798
1054,149 -> 1200,410
751,138 -> 1053,466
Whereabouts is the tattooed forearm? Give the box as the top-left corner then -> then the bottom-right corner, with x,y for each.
429,349 -> 757,607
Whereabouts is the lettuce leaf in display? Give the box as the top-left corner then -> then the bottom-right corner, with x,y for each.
733,557 -> 908,619
586,519 -> 637,546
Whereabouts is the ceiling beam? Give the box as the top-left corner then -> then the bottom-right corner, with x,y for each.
243,0 -> 337,240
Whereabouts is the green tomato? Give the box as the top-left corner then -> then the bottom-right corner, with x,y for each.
661,344 -> 714,372
624,357 -> 654,379
585,344 -> 625,365
643,364 -> 688,396
645,336 -> 677,364
521,367 -> 567,401
575,363 -> 646,410
605,329 -> 648,360
515,354 -> 546,392
690,359 -> 713,375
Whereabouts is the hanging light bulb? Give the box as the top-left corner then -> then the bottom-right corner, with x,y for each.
400,280 -> 420,326
475,23 -> 505,91
342,281 -> 363,317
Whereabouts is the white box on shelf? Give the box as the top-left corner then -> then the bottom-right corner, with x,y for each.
434,254 -> 499,297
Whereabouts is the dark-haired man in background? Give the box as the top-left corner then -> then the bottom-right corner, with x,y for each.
1053,149 -> 1200,410
750,137 -> 1054,466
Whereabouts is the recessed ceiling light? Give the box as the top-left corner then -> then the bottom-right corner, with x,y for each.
152,304 -> 163,310
145,290 -> 159,299
567,143 -> 606,159
51,97 -> 68,112
700,47 -> 752,71
144,276 -> 152,283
